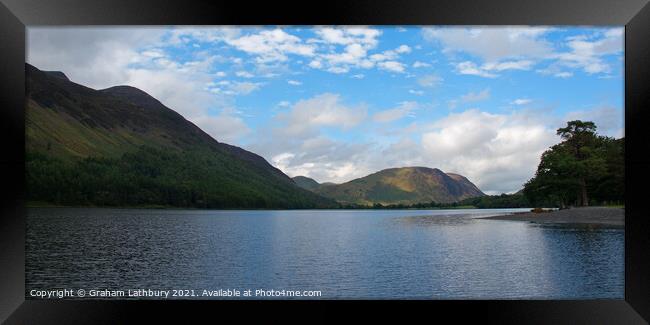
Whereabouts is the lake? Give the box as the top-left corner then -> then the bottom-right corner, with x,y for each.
26,208 -> 624,299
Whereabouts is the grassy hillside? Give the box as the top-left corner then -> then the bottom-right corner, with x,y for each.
25,64 -> 337,209
313,167 -> 485,205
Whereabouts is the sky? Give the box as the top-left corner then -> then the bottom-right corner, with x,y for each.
27,26 -> 624,194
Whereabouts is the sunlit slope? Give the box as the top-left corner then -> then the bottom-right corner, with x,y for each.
313,167 -> 485,205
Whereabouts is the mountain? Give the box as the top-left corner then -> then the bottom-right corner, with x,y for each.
446,173 -> 484,195
292,176 -> 321,191
25,63 -> 337,208
313,167 -> 485,205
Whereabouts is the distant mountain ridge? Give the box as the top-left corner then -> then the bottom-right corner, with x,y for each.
25,63 -> 336,208
295,167 -> 485,205
292,176 -> 321,191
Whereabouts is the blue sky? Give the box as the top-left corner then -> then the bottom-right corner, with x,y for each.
27,26 -> 623,194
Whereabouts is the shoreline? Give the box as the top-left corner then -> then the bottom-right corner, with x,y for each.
480,206 -> 624,226
24,203 -> 524,211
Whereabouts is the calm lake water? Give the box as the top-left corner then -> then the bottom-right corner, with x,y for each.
26,208 -> 624,299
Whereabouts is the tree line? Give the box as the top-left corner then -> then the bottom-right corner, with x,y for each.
26,145 -> 336,209
337,193 -> 531,209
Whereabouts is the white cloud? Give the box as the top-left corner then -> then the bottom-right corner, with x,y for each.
424,26 -> 622,78
512,98 -> 532,105
351,74 -> 365,79
225,28 -> 316,63
423,26 -> 553,62
246,93 -> 375,183
417,74 -> 443,87
420,109 -> 558,194
324,43 -> 369,65
460,89 -> 490,103
396,45 -> 411,53
326,66 -> 348,74
166,27 -> 241,45
231,82 -> 262,95
277,93 -> 367,136
455,60 -> 533,78
315,27 -> 381,48
308,27 -> 382,74
412,61 -> 431,68
455,61 -> 498,78
208,81 -> 262,95
377,61 -> 406,73
370,45 -> 411,62
309,28 -> 411,75
262,137 -> 373,184
554,72 -> 573,78
409,89 -> 424,96
141,49 -> 165,58
448,89 -> 490,109
481,60 -> 534,71
536,63 -> 574,78
551,29 -> 623,75
235,71 -> 254,78
288,80 -> 302,86
373,101 -> 418,123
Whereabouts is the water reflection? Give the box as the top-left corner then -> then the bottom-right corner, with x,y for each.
395,214 -> 476,227
26,208 -> 623,299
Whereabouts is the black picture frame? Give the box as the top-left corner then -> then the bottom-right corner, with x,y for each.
1,0 -> 649,323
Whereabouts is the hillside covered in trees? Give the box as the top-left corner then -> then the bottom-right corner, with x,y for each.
25,64 -> 337,209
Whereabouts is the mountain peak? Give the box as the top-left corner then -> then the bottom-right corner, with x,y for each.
406,166 -> 444,173
100,85 -> 149,96
100,85 -> 162,108
25,63 -> 70,82
43,70 -> 69,81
